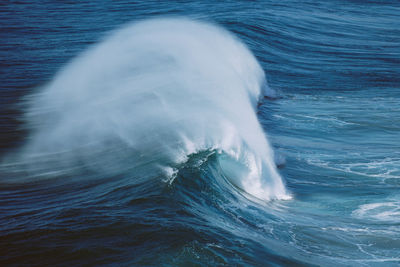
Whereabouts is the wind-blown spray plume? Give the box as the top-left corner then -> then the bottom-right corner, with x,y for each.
9,18 -> 289,200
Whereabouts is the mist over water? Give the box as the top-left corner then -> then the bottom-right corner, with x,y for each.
5,18 -> 287,200
1,1 -> 399,266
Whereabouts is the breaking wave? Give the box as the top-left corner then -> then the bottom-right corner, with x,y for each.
2,18 -> 288,201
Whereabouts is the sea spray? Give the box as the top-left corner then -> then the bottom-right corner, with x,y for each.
7,18 -> 289,200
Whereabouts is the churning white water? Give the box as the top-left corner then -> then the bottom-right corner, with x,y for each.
12,18 -> 289,200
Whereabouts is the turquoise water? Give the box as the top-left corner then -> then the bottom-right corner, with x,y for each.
1,1 -> 399,266
261,88 -> 400,264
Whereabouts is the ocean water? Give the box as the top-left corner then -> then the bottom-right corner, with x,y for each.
1,1 -> 399,266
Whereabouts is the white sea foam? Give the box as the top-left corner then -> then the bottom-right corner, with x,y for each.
353,201 -> 400,222
307,158 -> 400,180
5,18 -> 288,201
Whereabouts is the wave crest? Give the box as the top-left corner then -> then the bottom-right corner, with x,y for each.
7,18 -> 289,200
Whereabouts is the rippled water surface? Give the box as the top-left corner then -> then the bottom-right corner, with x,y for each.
1,1 -> 400,266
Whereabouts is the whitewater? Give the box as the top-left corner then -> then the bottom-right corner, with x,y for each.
2,18 -> 288,201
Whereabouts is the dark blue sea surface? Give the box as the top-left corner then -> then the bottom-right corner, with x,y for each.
1,1 -> 400,266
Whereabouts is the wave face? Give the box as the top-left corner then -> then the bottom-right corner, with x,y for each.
14,18 -> 288,201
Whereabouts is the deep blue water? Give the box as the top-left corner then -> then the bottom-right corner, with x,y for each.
1,1 -> 400,266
